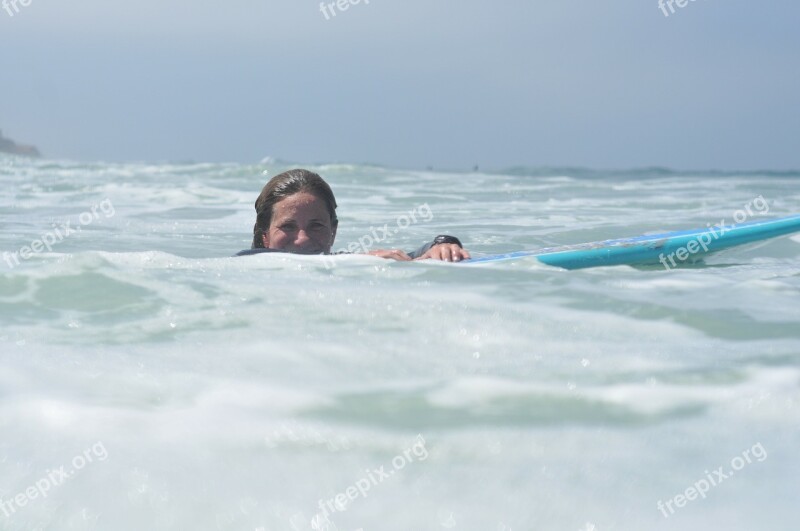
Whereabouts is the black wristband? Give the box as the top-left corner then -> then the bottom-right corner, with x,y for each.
432,235 -> 463,248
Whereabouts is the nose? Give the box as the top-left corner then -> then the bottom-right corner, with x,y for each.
294,229 -> 312,246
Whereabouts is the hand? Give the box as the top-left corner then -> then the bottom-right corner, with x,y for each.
366,249 -> 413,261
414,243 -> 471,262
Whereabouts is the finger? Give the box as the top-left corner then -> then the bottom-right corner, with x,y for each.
448,245 -> 468,262
427,245 -> 455,261
447,245 -> 461,261
452,245 -> 470,261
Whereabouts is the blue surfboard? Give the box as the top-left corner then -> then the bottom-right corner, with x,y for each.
461,214 -> 800,269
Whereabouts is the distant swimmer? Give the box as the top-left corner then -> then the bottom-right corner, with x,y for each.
236,169 -> 470,261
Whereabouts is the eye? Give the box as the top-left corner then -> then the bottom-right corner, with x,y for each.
279,223 -> 297,232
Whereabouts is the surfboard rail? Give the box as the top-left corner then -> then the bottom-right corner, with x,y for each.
461,214 -> 800,269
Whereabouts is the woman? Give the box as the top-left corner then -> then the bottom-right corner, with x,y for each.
236,169 -> 470,261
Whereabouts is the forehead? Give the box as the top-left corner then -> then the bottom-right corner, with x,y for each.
272,192 -> 330,221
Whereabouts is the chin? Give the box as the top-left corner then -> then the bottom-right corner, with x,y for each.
291,248 -> 325,255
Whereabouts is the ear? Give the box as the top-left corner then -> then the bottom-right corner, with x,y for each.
330,224 -> 337,246
261,232 -> 270,248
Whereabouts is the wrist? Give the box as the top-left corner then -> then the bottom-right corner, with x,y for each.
432,235 -> 463,248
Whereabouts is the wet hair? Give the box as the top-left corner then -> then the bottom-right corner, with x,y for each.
251,169 -> 338,249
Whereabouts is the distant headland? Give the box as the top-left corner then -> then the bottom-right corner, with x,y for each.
0,130 -> 41,157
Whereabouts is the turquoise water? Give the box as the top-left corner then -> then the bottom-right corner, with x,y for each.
1,155 -> 799,530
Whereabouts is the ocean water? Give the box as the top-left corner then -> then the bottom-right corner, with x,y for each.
1,155 -> 799,531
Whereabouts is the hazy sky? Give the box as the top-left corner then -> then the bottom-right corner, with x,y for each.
2,0 -> 798,170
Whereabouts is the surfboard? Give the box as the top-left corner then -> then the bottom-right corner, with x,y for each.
461,214 -> 800,269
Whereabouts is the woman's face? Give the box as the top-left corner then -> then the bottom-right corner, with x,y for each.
262,192 -> 337,254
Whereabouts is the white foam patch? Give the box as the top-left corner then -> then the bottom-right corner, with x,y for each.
611,275 -> 714,291
7,380 -> 329,445
427,377 -> 536,408
425,368 -> 800,420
